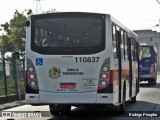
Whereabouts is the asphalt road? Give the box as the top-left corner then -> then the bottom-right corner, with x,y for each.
1,76 -> 160,120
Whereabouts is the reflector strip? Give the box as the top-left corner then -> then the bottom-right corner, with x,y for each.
101,96 -> 108,98
64,50 -> 73,52
29,96 -> 35,98
98,86 -> 104,90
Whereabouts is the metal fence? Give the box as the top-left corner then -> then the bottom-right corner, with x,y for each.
0,57 -> 25,103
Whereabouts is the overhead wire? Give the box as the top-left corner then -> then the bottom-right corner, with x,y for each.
156,0 -> 160,4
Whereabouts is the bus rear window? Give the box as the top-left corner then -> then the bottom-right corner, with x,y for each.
34,18 -> 102,47
31,13 -> 105,54
141,47 -> 151,59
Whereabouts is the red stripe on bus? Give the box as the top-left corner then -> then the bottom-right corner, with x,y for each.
98,86 -> 104,90
29,96 -> 35,98
109,70 -> 114,84
64,50 -> 73,52
101,96 -> 108,98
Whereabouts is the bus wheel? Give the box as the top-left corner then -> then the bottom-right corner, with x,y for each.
50,110 -> 61,116
49,105 -> 61,116
130,96 -> 136,103
152,78 -> 156,85
148,78 -> 156,85
49,105 -> 71,116
61,106 -> 71,116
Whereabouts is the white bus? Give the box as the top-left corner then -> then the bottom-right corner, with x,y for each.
25,12 -> 139,115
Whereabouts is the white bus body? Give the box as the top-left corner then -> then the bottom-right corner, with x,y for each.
25,12 -> 139,115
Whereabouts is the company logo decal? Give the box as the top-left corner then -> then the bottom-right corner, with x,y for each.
49,67 -> 61,79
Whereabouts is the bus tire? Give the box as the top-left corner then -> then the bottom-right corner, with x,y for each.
49,105 -> 71,116
49,105 -> 61,116
130,96 -> 136,103
50,111 -> 61,116
148,78 -> 156,85
152,78 -> 156,85
61,106 -> 71,116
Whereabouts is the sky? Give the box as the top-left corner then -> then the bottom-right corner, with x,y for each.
0,0 -> 160,34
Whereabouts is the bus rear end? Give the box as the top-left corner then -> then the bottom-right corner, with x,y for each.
139,45 -> 157,85
25,12 -> 114,115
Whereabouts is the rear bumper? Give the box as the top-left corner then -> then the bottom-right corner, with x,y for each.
25,94 -> 40,104
140,74 -> 152,78
40,91 -> 97,104
25,92 -> 113,104
140,72 -> 156,81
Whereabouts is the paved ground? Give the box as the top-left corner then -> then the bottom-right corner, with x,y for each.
0,101 -> 25,111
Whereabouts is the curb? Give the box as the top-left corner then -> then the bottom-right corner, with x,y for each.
0,101 -> 25,111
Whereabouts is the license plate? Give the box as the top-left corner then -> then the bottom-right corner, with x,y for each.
60,83 -> 76,89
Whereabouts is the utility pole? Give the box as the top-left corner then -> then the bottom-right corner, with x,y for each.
156,0 -> 160,4
35,0 -> 43,14
156,0 -> 160,27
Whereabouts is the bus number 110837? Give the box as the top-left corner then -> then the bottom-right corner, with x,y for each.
75,57 -> 100,63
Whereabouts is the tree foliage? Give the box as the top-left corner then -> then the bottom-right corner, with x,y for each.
0,9 -> 32,55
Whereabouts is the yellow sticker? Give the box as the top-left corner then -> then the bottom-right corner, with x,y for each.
49,67 -> 60,79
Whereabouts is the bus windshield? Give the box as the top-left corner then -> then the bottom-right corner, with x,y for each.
141,46 -> 151,59
33,18 -> 103,47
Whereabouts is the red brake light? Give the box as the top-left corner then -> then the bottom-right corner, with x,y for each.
98,86 -> 105,90
102,74 -> 107,79
64,50 -> 73,52
150,64 -> 155,73
109,70 -> 114,84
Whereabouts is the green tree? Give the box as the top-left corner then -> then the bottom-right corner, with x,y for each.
0,9 -> 32,55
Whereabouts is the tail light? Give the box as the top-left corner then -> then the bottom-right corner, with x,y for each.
109,70 -> 114,84
98,58 -> 110,90
27,58 -> 39,90
150,64 -> 155,73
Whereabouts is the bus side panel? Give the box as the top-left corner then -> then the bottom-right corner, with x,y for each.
96,16 -> 114,104
122,61 -> 130,101
131,61 -> 138,97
